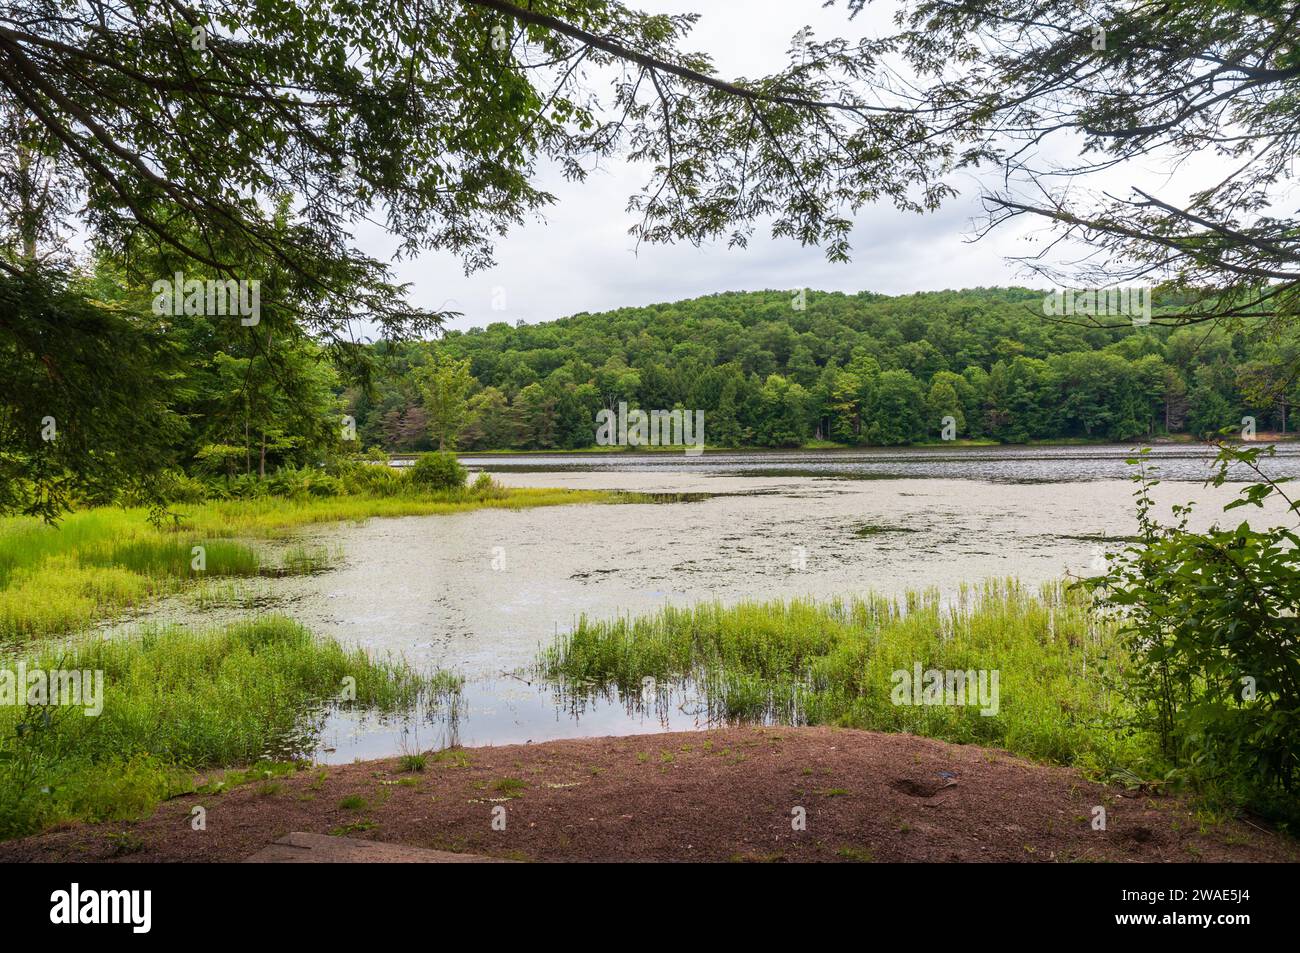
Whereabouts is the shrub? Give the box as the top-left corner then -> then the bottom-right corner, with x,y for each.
162,470 -> 209,504
265,467 -> 310,498
408,452 -> 467,491
338,460 -> 406,497
229,472 -> 268,499
1088,446 -> 1300,820
305,474 -> 341,497
470,471 -> 507,499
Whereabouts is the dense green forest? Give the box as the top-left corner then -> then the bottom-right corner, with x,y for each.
347,288 -> 1299,453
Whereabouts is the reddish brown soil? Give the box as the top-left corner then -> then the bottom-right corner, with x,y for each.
1,727 -> 1293,863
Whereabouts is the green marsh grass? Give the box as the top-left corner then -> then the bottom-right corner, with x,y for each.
0,615 -> 457,838
0,510 -> 267,641
0,486 -> 629,641
539,580 -> 1148,775
172,487 -> 631,537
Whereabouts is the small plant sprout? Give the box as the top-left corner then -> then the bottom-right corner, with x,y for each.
399,753 -> 427,773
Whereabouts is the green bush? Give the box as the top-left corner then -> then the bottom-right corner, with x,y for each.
336,459 -> 407,497
306,474 -> 342,497
161,470 -> 209,504
409,452 -> 467,491
265,467 -> 310,498
1088,446 -> 1300,823
227,472 -> 268,499
470,471 -> 507,499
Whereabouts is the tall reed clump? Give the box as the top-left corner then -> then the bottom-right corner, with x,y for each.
0,615 -> 459,839
539,580 -> 1147,775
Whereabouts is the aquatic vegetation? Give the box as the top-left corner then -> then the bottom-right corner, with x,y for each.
852,523 -> 920,537
0,615 -> 456,839
539,581 -> 1145,774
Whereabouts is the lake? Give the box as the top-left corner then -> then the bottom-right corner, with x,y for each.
118,443 -> 1300,760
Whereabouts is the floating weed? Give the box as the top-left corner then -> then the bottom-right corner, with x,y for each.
853,524 -> 919,537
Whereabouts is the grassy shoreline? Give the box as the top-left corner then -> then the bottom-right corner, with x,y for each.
446,434 -> 1297,455
0,486 -> 626,643
539,581 -> 1146,778
0,615 -> 458,839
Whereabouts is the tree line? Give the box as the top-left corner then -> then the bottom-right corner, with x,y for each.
349,288 -> 1298,452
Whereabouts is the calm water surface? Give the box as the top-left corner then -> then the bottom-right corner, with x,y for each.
119,444 -> 1300,760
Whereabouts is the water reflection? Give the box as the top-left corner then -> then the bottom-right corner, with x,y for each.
312,676 -> 723,763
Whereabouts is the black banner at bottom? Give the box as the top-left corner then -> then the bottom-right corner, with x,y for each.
11,860 -> 1290,939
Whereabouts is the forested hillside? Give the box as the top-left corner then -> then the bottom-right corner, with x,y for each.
349,288 -> 1298,451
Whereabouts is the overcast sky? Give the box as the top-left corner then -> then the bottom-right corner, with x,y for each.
348,0 -> 1049,335
351,0 -> 1224,336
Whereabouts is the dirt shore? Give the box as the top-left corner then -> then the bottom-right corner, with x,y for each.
1,727 -> 1293,863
